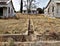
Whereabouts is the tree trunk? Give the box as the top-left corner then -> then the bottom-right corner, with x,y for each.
27,0 -> 28,13
20,0 -> 23,13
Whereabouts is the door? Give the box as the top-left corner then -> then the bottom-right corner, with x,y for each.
0,8 -> 3,16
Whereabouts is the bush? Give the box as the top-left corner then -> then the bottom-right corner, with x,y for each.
37,8 -> 44,14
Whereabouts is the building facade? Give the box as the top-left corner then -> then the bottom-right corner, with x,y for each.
44,0 -> 60,17
0,0 -> 15,18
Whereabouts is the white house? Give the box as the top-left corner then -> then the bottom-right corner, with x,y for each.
44,0 -> 60,17
0,0 -> 15,18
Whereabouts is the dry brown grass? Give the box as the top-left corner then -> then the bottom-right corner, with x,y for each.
16,13 -> 44,19
0,19 -> 28,34
32,16 -> 60,35
0,13 -> 60,35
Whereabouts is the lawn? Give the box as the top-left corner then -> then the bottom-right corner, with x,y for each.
0,19 -> 28,34
0,13 -> 60,36
32,17 -> 60,34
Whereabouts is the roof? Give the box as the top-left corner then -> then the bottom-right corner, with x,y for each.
0,0 -> 9,2
0,0 -> 10,5
44,0 -> 51,9
55,1 -> 60,3
11,0 -> 16,12
0,0 -> 16,12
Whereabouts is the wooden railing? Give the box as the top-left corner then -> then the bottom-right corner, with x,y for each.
0,41 -> 60,46
0,34 -> 28,36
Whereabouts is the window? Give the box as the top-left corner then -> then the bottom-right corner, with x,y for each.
8,7 -> 10,13
57,8 -> 58,13
48,8 -> 49,13
11,8 -> 13,14
52,6 -> 54,12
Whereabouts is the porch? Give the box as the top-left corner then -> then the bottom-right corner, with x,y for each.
0,7 -> 9,18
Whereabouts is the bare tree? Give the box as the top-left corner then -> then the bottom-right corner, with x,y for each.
20,0 -> 36,13
27,0 -> 35,13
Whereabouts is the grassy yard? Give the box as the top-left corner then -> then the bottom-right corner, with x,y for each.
0,13 -> 60,35
0,19 -> 28,34
32,17 -> 60,34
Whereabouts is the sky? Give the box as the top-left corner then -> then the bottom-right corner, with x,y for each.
12,0 -> 49,11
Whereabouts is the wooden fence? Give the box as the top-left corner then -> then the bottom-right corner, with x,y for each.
0,41 -> 60,46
